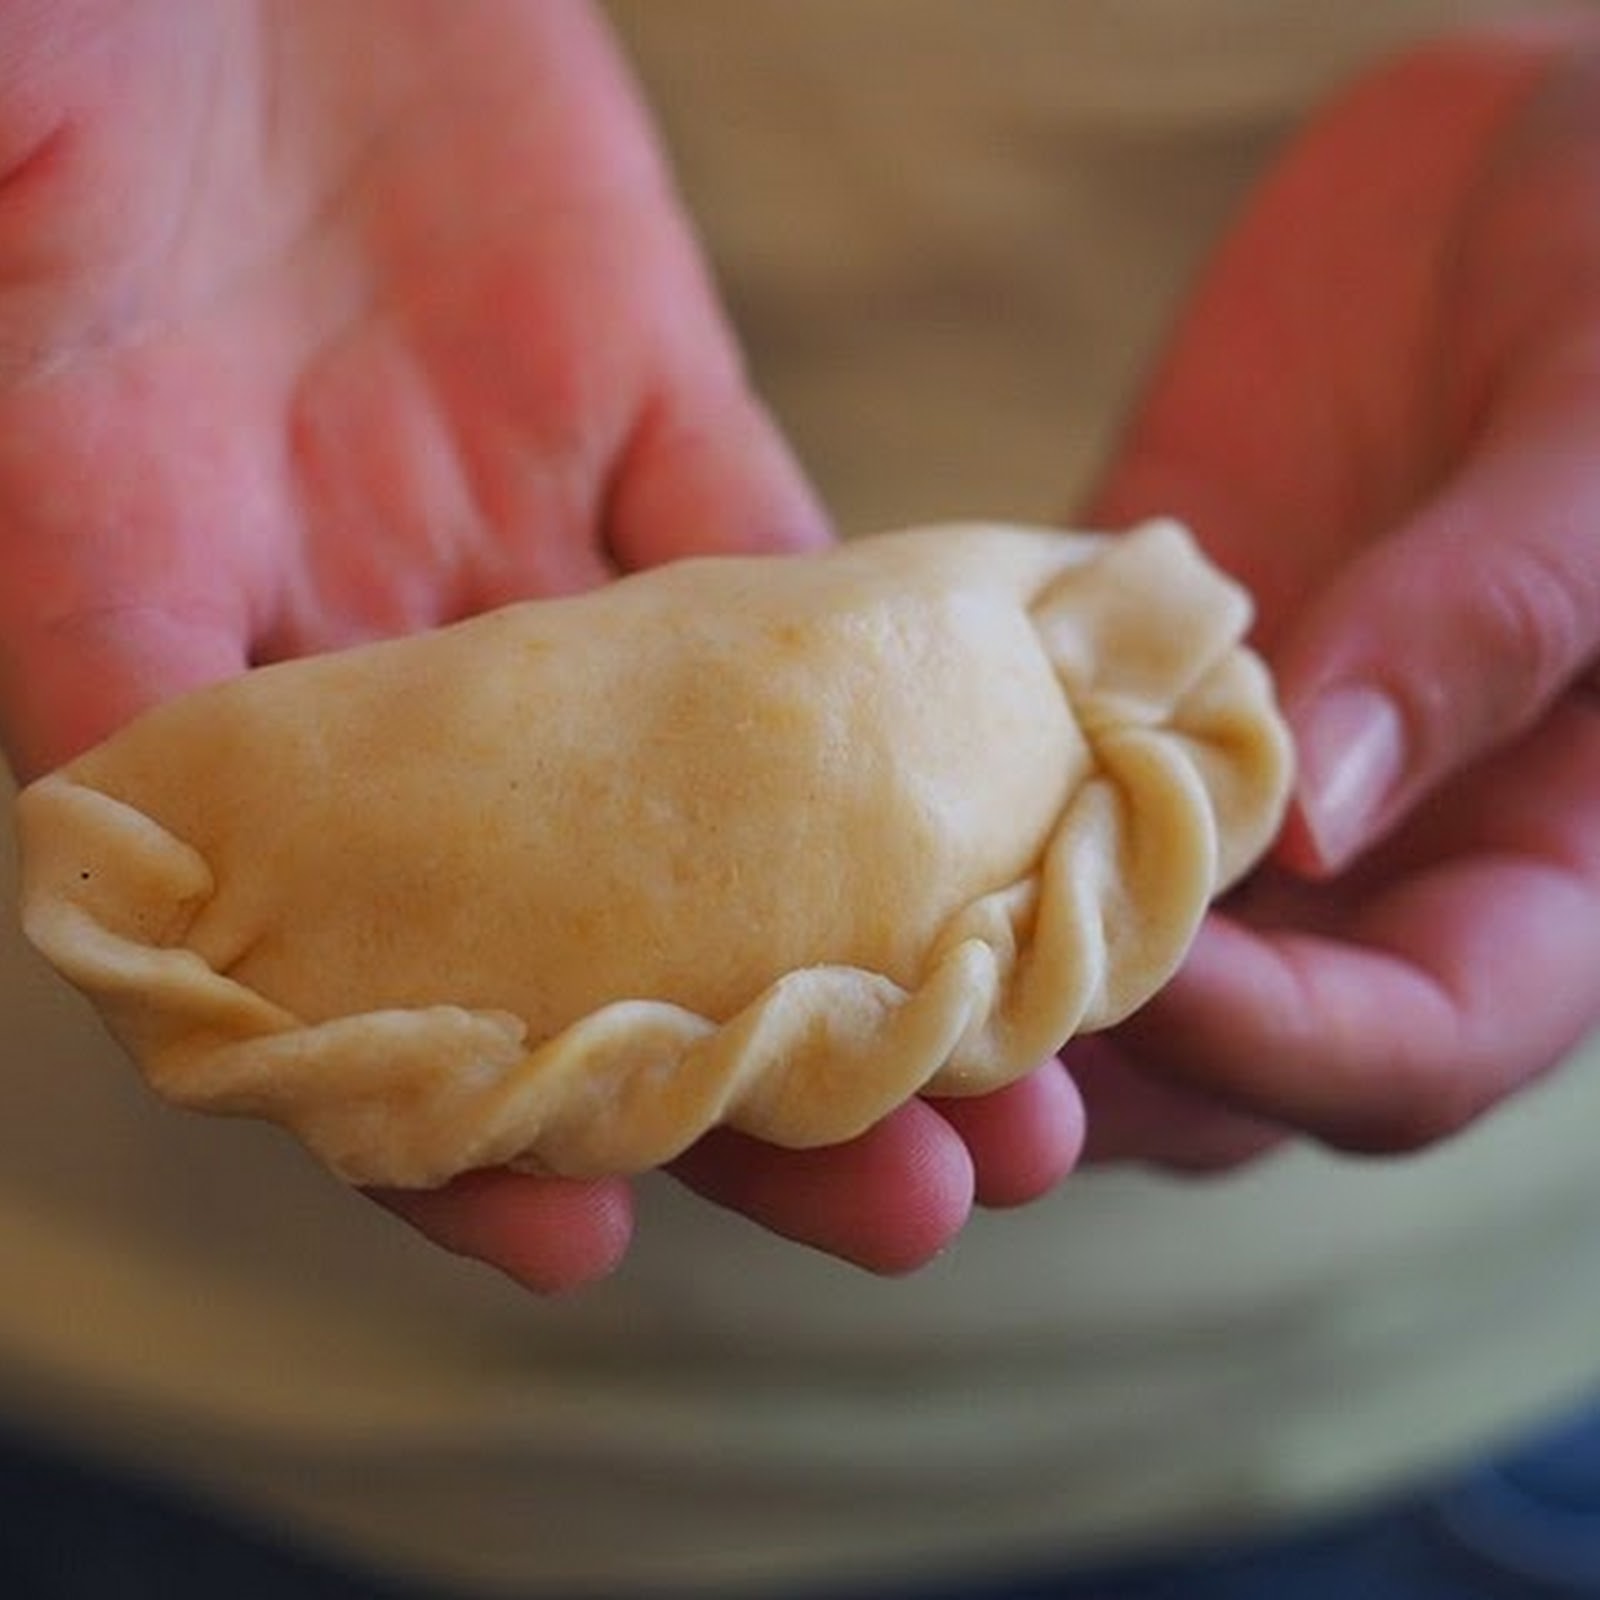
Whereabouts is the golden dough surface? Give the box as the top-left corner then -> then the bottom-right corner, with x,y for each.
16,521 -> 1292,1184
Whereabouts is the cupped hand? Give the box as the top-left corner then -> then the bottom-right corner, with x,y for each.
1078,19 -> 1600,1169
0,0 -> 1082,1288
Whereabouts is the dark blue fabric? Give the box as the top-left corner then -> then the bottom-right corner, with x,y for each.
898,1393 -> 1600,1600
2,1392 -> 1599,1598
0,1440 -> 426,1600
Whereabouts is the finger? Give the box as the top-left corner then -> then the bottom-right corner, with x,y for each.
926,1062 -> 1085,1209
605,380 -> 834,569
370,1170 -> 634,1296
1068,1037 -> 1286,1174
670,1101 -> 974,1275
1078,34 -> 1550,612
0,604 -> 248,781
1121,705 -> 1600,1151
1276,385 -> 1600,874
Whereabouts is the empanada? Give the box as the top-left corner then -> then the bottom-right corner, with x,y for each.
16,521 -> 1292,1186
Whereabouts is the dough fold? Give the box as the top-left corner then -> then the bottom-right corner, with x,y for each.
16,521 -> 1292,1184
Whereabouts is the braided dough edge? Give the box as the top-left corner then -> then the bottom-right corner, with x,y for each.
15,522 -> 1291,1185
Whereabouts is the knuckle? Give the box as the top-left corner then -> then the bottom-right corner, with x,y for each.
1466,542 -> 1593,727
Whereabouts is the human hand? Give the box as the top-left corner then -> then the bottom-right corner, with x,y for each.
1075,19 -> 1600,1170
0,0 -> 1081,1287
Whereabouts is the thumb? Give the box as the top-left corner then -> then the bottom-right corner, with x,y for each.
1277,386 -> 1600,875
0,605 -> 247,782
604,379 -> 835,568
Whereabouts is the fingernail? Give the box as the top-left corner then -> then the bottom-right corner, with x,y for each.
1294,686 -> 1406,868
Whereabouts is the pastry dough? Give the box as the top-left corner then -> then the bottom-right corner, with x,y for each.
15,521 -> 1292,1185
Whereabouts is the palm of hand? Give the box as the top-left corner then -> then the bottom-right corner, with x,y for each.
1082,24 -> 1600,1165
0,1 -> 1086,1286
0,1 -> 816,772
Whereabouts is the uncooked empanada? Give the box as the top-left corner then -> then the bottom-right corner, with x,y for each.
16,521 -> 1291,1186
